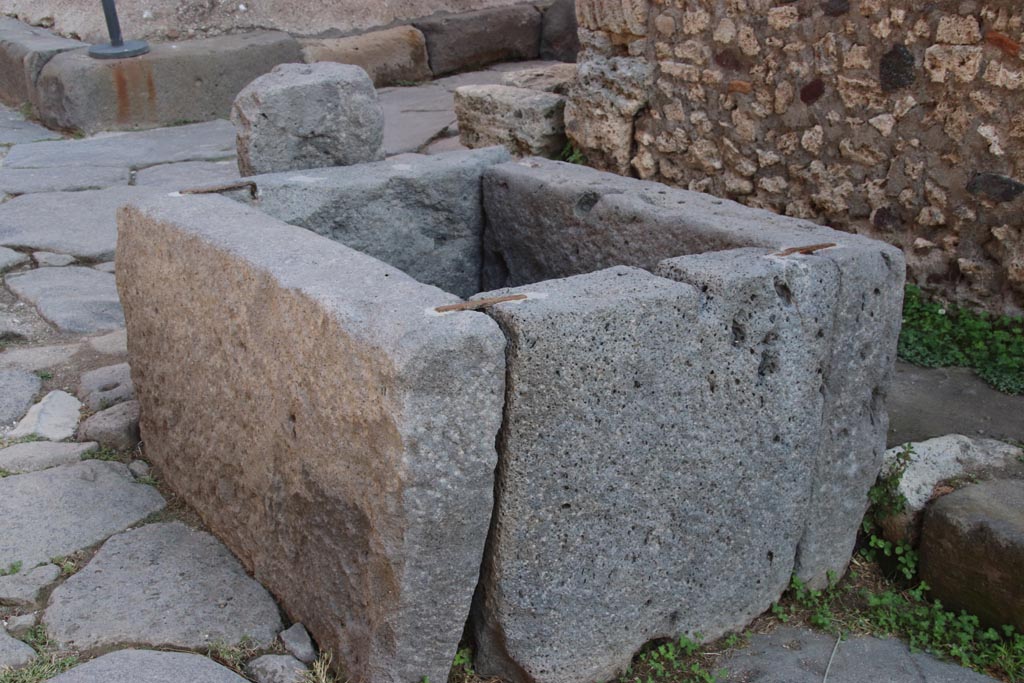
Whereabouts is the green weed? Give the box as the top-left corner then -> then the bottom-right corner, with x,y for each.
0,654 -> 77,683
898,285 -> 1024,394
618,634 -> 726,683
0,561 -> 23,576
860,444 -> 918,581
559,142 -> 587,165
303,652 -> 343,683
35,371 -> 52,380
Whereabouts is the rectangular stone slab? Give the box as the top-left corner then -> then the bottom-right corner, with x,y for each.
33,31 -> 302,133
470,256 -> 844,683
116,194 -> 507,683
236,147 -> 511,298
480,157 -> 906,589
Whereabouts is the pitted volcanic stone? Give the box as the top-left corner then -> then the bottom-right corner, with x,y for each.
116,193 -> 505,683
5,267 -> 123,334
0,563 -> 60,608
46,649 -> 249,683
232,62 -> 384,176
77,363 -> 134,411
415,5 -> 542,75
0,460 -> 165,570
471,258 -> 839,683
45,522 -> 283,651
480,158 -> 905,589
78,400 -> 140,451
240,147 -> 509,298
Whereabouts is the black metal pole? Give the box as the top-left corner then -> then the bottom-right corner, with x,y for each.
100,0 -> 125,47
89,0 -> 150,59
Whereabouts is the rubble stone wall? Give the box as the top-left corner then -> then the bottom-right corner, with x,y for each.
567,0 -> 1024,314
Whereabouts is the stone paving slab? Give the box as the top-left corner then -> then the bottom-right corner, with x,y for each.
0,165 -> 129,196
0,629 -> 35,671
44,522 -> 283,652
1,120 -> 235,169
0,367 -> 40,429
134,160 -> 240,189
6,389 -> 81,441
0,562 -> 59,608
0,187 -> 164,260
0,110 -> 63,146
0,246 -> 28,272
6,266 -> 124,333
0,460 -> 165,571
0,440 -> 98,474
719,627 -> 998,682
47,649 -> 248,683
0,343 -> 81,372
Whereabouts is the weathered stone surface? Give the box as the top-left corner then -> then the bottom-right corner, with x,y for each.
881,436 -> 1024,543
133,160 -> 240,189
300,26 -> 432,87
500,63 -> 577,94
46,649 -> 248,683
0,105 -> 62,146
0,187 -> 162,260
2,120 -> 235,170
34,32 -> 302,134
416,6 -> 542,75
5,612 -> 37,638
0,563 -> 60,608
564,54 -> 652,175
7,390 -> 81,441
879,44 -> 917,92
889,362 -> 1024,446
967,173 -> 1024,203
0,460 -> 165,570
6,266 -> 123,333
127,459 -> 151,480
232,63 -> 384,176
0,165 -> 128,196
240,147 -> 509,298
0,17 -> 86,108
117,193 -> 505,683
0,441 -> 97,474
32,252 -> 73,267
5,0 -> 533,44
920,479 -> 1024,631
378,83 -> 458,155
719,626 -> 999,682
78,401 -> 140,452
45,522 -> 283,651
246,654 -> 308,683
280,623 -> 316,664
0,343 -> 80,372
455,85 -> 566,156
77,363 -> 134,411
92,261 -> 116,273
539,0 -> 580,62
87,329 -> 127,356
0,368 -> 40,429
0,247 -> 29,273
0,629 -> 34,671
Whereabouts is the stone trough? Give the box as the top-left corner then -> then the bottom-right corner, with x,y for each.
116,148 -> 904,683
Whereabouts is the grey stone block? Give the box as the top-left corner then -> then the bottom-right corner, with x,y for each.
454,84 -> 566,157
416,5 -> 542,76
32,252 -> 75,267
44,522 -> 283,651
0,460 -> 165,570
78,400 -> 140,452
0,165 -> 128,196
0,343 -> 80,372
0,629 -> 34,671
33,32 -> 301,133
279,623 -> 316,664
133,160 -> 239,189
232,62 -> 384,176
117,193 -> 506,683
0,441 -> 98,475
470,258 -> 838,683
246,654 -> 308,683
0,247 -> 29,273
300,26 -> 432,87
240,147 -> 510,298
0,17 -> 86,107
5,266 -> 124,333
919,479 -> 1024,631
0,106 -> 62,146
47,649 -> 248,683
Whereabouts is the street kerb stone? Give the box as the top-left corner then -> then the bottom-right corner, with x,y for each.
300,26 -> 431,87
116,193 -> 506,683
415,5 -> 542,76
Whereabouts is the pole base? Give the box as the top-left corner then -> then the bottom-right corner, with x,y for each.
88,39 -> 150,59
